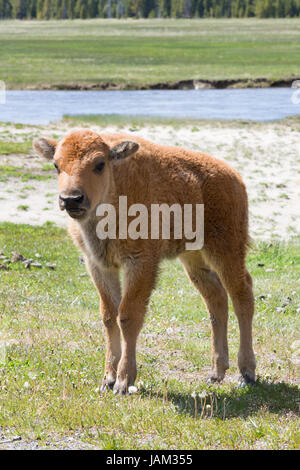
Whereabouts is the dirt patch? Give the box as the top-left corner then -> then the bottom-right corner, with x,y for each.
0,429 -> 98,450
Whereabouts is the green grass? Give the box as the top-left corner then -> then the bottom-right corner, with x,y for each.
16,204 -> 29,211
0,165 -> 54,182
0,141 -> 32,155
0,223 -> 299,449
63,113 -> 300,129
0,19 -> 300,88
41,164 -> 55,171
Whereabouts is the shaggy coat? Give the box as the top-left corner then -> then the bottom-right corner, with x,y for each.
33,129 -> 256,394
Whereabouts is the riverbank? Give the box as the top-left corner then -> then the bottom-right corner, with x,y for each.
8,76 -> 300,91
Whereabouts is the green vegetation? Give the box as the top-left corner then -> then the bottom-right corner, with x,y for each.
0,223 -> 299,449
0,18 -> 299,88
63,114 -> 217,129
0,164 -> 54,182
41,163 -> 55,171
0,141 -> 32,154
1,0 -> 300,20
16,204 -> 29,210
63,113 -> 300,128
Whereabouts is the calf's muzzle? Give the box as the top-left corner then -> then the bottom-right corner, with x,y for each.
59,190 -> 89,217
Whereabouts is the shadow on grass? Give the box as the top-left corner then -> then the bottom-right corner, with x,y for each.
144,380 -> 300,420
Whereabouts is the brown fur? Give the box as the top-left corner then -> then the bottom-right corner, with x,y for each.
33,129 -> 256,394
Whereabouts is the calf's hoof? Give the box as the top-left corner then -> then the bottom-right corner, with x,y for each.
207,368 -> 227,384
238,373 -> 256,388
113,379 -> 130,395
207,375 -> 223,384
100,375 -> 116,392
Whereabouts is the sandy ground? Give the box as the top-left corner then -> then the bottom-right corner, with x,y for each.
0,429 -> 98,450
0,120 -> 299,240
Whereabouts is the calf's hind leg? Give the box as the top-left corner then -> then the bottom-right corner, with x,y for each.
180,252 -> 229,382
206,251 -> 256,386
226,268 -> 256,385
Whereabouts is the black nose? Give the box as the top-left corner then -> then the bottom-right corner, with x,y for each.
59,191 -> 84,210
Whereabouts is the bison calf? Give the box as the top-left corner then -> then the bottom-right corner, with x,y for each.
33,129 -> 256,394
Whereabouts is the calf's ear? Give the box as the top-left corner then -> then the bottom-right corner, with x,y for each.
33,137 -> 58,160
109,141 -> 139,161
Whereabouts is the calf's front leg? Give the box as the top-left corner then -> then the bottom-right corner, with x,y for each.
85,260 -> 122,390
100,291 -> 122,391
113,261 -> 158,395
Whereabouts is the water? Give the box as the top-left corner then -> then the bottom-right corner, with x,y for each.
0,88 -> 299,125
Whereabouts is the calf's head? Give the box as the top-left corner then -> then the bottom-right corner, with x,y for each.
33,129 -> 139,220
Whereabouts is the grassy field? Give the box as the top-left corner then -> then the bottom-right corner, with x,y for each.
0,18 -> 300,88
0,223 -> 299,449
62,113 -> 300,128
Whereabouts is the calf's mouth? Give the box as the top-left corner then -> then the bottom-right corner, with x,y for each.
66,207 -> 87,219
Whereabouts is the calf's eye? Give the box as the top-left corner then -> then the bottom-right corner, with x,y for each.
95,161 -> 105,174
